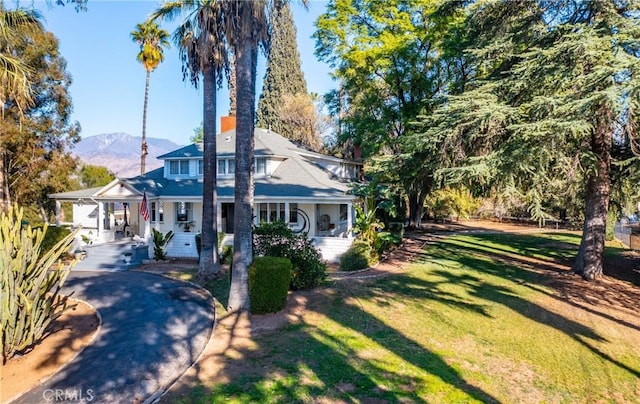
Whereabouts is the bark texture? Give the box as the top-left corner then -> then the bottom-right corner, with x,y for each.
198,65 -> 221,279
572,111 -> 612,280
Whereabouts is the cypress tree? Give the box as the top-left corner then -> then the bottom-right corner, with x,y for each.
257,2 -> 315,147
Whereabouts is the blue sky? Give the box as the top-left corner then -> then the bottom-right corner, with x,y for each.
35,0 -> 336,145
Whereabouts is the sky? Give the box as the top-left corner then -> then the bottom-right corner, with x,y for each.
32,0 -> 336,146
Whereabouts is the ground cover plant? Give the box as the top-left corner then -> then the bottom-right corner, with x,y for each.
170,230 -> 640,403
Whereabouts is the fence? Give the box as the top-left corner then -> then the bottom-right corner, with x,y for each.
614,222 -> 640,250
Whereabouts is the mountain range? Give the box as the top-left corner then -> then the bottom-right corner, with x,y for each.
73,133 -> 183,178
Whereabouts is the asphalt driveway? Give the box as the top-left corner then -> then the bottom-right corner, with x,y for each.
13,271 -> 215,404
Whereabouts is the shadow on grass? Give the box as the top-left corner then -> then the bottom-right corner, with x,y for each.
169,230 -> 639,402
424,234 -> 640,379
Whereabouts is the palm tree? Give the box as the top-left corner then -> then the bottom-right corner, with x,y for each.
1,4 -> 43,212
150,0 -> 229,281
131,21 -> 170,175
0,4 -> 42,118
225,0 -> 271,312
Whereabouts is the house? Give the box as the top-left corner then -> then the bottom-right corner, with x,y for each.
50,126 -> 361,262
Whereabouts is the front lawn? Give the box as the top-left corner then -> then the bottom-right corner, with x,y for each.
169,232 -> 640,403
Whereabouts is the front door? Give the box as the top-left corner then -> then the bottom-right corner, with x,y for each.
222,203 -> 234,233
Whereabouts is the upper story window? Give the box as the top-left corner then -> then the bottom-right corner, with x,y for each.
198,160 -> 203,175
169,160 -> 190,175
218,159 -> 236,175
256,158 -> 267,175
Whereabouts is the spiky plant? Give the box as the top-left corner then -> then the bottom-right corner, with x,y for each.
1,205 -> 77,364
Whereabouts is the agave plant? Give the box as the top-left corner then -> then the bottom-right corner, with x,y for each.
1,205 -> 77,364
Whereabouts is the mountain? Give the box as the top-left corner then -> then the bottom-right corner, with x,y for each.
73,133 -> 183,178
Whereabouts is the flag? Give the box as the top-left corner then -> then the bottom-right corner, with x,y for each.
140,191 -> 150,222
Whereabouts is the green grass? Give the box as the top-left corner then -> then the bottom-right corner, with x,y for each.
172,233 -> 640,403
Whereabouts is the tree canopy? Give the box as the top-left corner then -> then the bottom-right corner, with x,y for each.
257,2 -> 318,150
1,22 -> 80,222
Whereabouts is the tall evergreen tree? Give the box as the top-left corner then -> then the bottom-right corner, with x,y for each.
417,0 -> 640,280
257,2 -> 316,148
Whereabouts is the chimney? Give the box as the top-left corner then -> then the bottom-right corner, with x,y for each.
221,116 -> 236,133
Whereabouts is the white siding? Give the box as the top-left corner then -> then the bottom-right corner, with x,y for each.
73,204 -> 99,229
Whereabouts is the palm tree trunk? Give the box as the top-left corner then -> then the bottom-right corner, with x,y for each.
0,147 -> 10,213
572,111 -> 612,280
228,27 -> 258,312
198,64 -> 221,280
141,70 -> 150,175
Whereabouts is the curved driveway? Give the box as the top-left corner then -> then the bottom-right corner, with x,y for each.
14,271 -> 215,404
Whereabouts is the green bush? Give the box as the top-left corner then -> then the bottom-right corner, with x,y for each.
152,229 -> 174,260
253,221 -> 326,290
33,225 -> 72,258
340,241 -> 372,271
249,256 -> 292,314
220,244 -> 233,265
1,205 -> 76,364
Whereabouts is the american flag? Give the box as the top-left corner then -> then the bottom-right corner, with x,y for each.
140,191 -> 150,222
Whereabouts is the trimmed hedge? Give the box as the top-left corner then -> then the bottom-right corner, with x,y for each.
249,256 -> 292,314
340,241 -> 371,271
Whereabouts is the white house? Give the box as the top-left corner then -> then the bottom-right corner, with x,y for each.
51,127 -> 361,262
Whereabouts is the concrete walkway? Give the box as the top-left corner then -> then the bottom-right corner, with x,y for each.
14,271 -> 215,404
73,240 -> 148,271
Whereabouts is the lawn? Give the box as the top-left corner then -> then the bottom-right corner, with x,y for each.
167,231 -> 640,403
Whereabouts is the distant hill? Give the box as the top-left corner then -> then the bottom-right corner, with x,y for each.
73,133 -> 183,178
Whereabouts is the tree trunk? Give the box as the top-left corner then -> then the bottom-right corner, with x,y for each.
407,190 -> 426,229
140,70 -> 150,175
0,148 -> 9,213
198,65 -> 221,280
572,114 -> 612,280
228,25 -> 257,312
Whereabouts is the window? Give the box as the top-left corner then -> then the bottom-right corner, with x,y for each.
228,159 -> 235,174
259,203 -> 268,222
180,160 -> 189,175
169,160 -> 190,175
151,202 -> 164,222
340,204 -> 348,221
289,203 -> 298,223
218,159 -> 226,175
175,202 -> 192,222
198,160 -> 203,175
256,158 -> 267,174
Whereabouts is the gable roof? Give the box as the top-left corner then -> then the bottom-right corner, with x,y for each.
53,129 -> 358,202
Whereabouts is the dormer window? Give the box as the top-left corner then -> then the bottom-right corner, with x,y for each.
218,159 -> 236,175
256,158 -> 267,174
169,160 -> 190,175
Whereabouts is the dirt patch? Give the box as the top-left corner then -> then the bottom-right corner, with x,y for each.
1,300 -> 99,402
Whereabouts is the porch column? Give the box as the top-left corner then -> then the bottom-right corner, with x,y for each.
253,204 -> 259,226
216,201 -> 222,233
285,202 -> 290,227
55,200 -> 61,225
347,202 -> 353,238
97,202 -> 104,235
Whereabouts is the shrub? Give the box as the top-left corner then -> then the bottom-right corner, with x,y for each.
220,244 -> 233,265
249,256 -> 292,314
1,205 -> 76,364
340,241 -> 372,271
33,225 -> 72,258
253,221 -> 326,290
152,229 -> 174,260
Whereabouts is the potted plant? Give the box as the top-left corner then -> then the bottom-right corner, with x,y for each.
122,251 -> 133,263
180,220 -> 195,232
